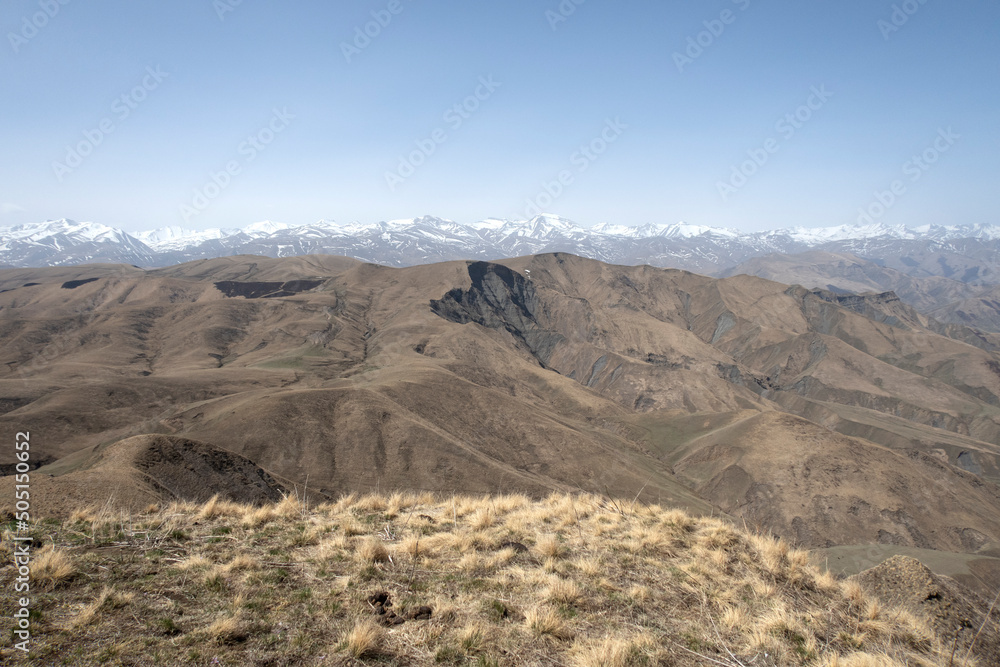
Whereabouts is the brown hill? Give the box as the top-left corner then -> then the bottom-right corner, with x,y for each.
2,253 -> 999,560
930,284 -> 1000,333
721,251 -> 980,312
0,434 -> 287,517
723,250 -> 1000,333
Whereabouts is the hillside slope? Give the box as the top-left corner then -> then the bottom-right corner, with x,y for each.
1,253 -> 999,557
722,250 -> 1000,333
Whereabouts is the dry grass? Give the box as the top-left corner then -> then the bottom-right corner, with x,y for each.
543,577 -> 583,606
206,612 -> 246,644
68,587 -> 112,629
569,635 -> 654,667
67,586 -> 135,630
198,494 -> 244,520
525,606 -> 574,641
240,504 -> 274,528
458,621 -> 489,652
0,492 -> 963,666
30,545 -> 75,588
535,534 -> 563,560
356,537 -> 390,564
342,619 -> 385,658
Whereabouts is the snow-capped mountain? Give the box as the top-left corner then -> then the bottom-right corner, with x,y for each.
2,217 -> 999,286
0,219 -> 155,267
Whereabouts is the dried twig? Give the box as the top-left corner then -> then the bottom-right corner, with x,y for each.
962,588 -> 1000,666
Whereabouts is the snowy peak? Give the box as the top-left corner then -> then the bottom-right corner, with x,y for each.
2,219 -> 129,244
503,214 -> 583,239
1,216 -> 998,277
776,222 -> 917,244
657,223 -> 741,239
0,219 -> 154,266
135,226 -> 229,251
240,220 -> 291,237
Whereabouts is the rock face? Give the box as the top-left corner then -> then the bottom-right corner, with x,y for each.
854,556 -> 1000,667
431,261 -> 565,366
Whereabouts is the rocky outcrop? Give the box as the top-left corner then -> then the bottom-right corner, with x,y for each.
431,261 -> 565,366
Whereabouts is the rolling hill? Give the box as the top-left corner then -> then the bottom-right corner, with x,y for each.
2,253 -> 999,581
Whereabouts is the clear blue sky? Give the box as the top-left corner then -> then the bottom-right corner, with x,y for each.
1,0 -> 998,232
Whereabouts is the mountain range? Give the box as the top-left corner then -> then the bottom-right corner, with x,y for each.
2,216 -> 998,278
6,215 -> 1000,332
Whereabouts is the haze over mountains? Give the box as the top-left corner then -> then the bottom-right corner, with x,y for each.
2,216 -> 998,277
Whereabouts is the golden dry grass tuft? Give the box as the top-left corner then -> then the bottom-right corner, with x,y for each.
206,612 -> 247,644
543,577 -> 583,606
342,618 -> 385,658
535,534 -> 564,560
356,537 -> 390,564
240,504 -> 274,528
31,545 -> 75,588
526,606 -> 574,641
569,635 -> 654,667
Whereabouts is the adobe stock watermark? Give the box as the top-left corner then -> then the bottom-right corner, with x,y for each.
7,0 -> 71,54
11,431 -> 32,654
179,107 -> 294,222
522,117 -> 627,218
214,0 -> 244,21
546,0 -> 587,31
717,85 -> 833,202
673,0 -> 752,73
878,0 -> 931,40
856,127 -> 958,225
51,66 -> 169,183
384,76 -> 501,192
341,0 -> 413,64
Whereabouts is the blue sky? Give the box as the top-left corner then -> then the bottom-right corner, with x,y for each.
1,0 -> 997,232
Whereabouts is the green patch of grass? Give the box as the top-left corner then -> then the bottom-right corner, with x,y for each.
204,572 -> 226,592
262,568 -> 290,585
156,618 -> 182,636
682,631 -> 703,651
484,599 -> 510,623
556,604 -> 577,619
434,645 -> 463,663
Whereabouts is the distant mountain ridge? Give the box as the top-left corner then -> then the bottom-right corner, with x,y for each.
4,215 -> 1000,286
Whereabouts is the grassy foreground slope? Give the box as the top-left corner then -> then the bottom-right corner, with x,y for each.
2,493 -> 986,666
